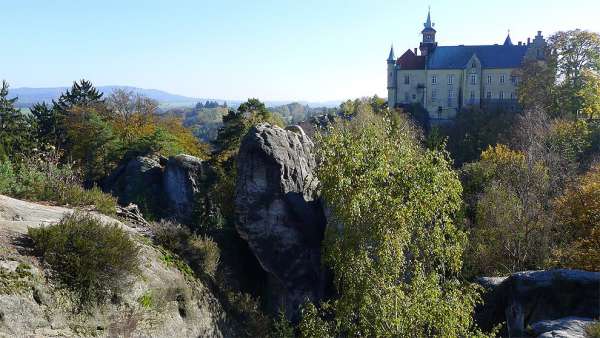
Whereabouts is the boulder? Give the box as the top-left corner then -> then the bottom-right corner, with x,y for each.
475,269 -> 600,337
530,317 -> 595,338
163,154 -> 211,222
235,123 -> 326,319
105,154 -> 211,223
104,155 -> 166,214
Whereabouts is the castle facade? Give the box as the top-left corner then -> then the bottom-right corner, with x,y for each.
387,10 -> 547,120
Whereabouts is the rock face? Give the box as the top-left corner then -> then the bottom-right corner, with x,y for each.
163,154 -> 211,222
475,269 -> 600,337
0,194 -> 237,337
105,154 -> 210,223
235,123 -> 326,319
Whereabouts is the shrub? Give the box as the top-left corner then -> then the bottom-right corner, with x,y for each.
28,212 -> 139,305
586,321 -> 600,338
0,151 -> 117,215
188,235 -> 220,278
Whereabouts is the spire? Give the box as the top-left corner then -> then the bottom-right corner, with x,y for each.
387,44 -> 395,62
503,30 -> 513,46
422,6 -> 435,33
424,6 -> 434,29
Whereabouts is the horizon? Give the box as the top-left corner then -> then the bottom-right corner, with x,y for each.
2,0 -> 599,102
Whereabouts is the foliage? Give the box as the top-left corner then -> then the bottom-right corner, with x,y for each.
307,108 -> 483,336
0,150 -> 117,215
28,212 -> 139,305
339,95 -> 386,117
518,30 -> 600,118
463,144 -> 552,276
552,165 -> 600,271
271,309 -> 295,338
188,235 -> 220,278
586,321 -> 600,338
441,107 -> 517,165
0,80 -> 36,160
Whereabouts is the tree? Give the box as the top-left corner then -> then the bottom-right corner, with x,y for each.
463,144 -> 552,276
51,79 -> 104,149
552,164 -> 600,271
30,102 -> 60,146
303,109 -> 484,337
0,80 -> 35,159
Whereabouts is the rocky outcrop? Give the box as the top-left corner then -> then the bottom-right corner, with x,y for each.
105,154 -> 211,223
475,269 -> 600,337
163,154 -> 211,222
530,317 -> 595,338
0,194 -> 236,337
235,123 -> 326,319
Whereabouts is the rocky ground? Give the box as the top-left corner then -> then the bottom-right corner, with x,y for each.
0,195 -> 236,338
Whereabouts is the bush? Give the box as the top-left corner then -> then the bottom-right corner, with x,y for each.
28,212 -> 139,305
0,151 -> 117,215
587,321 -> 600,338
188,235 -> 220,278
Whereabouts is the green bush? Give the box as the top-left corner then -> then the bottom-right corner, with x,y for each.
587,321 -> 600,338
188,235 -> 220,278
28,212 -> 139,305
0,151 -> 117,215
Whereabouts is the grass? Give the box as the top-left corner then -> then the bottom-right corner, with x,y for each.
28,212 -> 139,305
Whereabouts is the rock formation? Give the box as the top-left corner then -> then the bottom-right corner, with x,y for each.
235,123 -> 326,319
105,154 -> 211,223
0,194 -> 237,337
476,269 -> 600,337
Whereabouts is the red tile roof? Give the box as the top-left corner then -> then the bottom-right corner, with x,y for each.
396,49 -> 425,70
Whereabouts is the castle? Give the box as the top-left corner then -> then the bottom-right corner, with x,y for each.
387,9 -> 547,121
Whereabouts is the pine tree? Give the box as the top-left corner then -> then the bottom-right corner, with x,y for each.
0,81 -> 35,159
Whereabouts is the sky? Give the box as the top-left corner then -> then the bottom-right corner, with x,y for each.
1,0 -> 599,102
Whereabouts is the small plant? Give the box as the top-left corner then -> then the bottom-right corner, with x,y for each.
188,235 -> 220,278
28,212 -> 139,305
137,290 -> 154,309
271,309 -> 295,338
587,321 -> 600,338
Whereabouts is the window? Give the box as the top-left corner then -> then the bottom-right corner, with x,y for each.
404,92 -> 409,102
448,88 -> 454,98
404,75 -> 410,85
448,74 -> 454,85
486,91 -> 492,99
500,75 -> 505,84
487,75 -> 492,84
469,91 -> 475,104
511,76 -> 518,85
431,89 -> 437,102
471,61 -> 477,68
432,75 -> 437,85
470,74 -> 477,85
499,91 -> 505,100
510,92 -> 515,100
412,94 -> 417,100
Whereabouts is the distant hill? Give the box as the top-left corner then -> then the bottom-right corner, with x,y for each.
9,86 -> 340,109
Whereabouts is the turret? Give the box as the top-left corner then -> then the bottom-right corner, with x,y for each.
503,30 -> 513,46
419,8 -> 437,56
387,45 -> 397,108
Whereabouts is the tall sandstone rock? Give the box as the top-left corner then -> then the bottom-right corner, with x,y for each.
235,123 -> 326,319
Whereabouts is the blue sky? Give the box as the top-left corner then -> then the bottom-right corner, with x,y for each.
1,0 -> 598,101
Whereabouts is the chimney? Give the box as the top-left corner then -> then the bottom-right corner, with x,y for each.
537,30 -> 542,36
414,48 -> 417,54
518,41 -> 522,46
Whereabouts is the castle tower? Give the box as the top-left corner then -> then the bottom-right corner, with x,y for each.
525,31 -> 547,60
387,45 -> 397,108
419,8 -> 437,56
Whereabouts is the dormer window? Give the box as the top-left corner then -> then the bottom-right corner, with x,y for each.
471,61 -> 476,68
